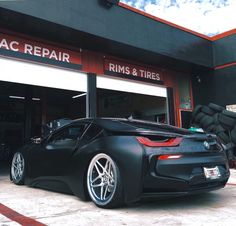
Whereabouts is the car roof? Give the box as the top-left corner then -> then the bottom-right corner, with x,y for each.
72,117 -> 192,135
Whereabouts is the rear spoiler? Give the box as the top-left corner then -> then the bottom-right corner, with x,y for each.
107,129 -> 181,138
107,128 -> 214,140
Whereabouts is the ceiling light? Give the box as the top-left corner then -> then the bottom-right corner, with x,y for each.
32,98 -> 41,101
72,93 -> 87,99
9,95 -> 25,100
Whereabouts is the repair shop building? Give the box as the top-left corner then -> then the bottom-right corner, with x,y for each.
0,0 -> 235,151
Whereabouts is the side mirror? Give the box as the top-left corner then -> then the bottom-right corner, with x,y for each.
31,137 -> 42,144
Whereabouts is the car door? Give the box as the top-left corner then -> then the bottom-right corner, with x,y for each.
29,123 -> 87,178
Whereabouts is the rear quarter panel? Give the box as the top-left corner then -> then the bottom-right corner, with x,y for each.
71,136 -> 145,203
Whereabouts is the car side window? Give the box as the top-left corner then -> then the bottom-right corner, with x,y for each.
82,123 -> 103,141
48,124 -> 86,144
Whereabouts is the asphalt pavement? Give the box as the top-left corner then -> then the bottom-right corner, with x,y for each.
0,162 -> 236,226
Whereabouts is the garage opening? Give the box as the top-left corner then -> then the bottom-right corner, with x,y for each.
0,56 -> 87,164
98,89 -> 167,122
97,76 -> 168,122
0,81 -> 86,163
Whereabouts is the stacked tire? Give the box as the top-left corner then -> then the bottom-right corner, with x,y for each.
218,110 -> 236,145
192,103 -> 236,166
200,105 -> 215,132
231,125 -> 236,146
191,103 -> 229,144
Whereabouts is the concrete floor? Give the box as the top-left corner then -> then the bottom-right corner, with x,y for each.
1,163 -> 236,226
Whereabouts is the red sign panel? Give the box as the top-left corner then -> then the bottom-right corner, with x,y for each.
0,33 -> 81,65
104,59 -> 163,83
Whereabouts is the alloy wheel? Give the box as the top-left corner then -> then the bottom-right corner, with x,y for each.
11,152 -> 25,184
87,153 -> 117,206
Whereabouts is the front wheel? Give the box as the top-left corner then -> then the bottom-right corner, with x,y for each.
86,153 -> 123,208
10,152 -> 25,185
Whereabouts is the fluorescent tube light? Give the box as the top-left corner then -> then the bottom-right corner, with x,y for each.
32,98 -> 41,101
72,93 -> 87,99
9,96 -> 25,100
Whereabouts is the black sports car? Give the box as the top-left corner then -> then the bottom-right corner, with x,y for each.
10,118 -> 230,208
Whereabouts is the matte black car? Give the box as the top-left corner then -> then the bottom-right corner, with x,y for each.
10,118 -> 230,208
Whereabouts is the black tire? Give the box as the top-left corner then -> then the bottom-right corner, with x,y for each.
222,110 -> 236,119
214,125 -> 226,134
86,153 -> 124,208
201,106 -> 215,116
230,127 -> 236,144
194,112 -> 206,124
231,128 -> 236,144
208,103 -> 225,113
217,131 -> 230,144
213,113 -> 219,124
219,114 -> 236,130
205,124 -> 215,133
10,152 -> 25,185
200,115 -> 214,128
192,105 -> 202,119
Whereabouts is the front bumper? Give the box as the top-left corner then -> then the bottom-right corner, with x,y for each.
142,152 -> 230,197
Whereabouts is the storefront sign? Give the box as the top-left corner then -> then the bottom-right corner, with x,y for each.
0,33 -> 81,65
104,59 -> 163,84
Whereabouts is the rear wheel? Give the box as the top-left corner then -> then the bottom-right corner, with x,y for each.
87,153 -> 123,208
10,152 -> 25,185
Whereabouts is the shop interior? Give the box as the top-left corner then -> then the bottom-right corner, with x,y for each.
97,88 -> 167,123
0,81 -> 86,162
0,82 -> 168,163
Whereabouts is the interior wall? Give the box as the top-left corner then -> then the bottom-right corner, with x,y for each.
98,89 -> 167,123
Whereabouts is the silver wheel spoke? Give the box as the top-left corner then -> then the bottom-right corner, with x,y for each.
106,171 -> 114,182
108,161 -> 111,174
109,184 -> 114,188
11,153 -> 24,183
97,160 -> 114,181
87,153 -> 117,206
94,162 -> 102,175
17,154 -> 21,163
103,185 -> 109,200
91,182 -> 103,188
13,164 -> 18,169
104,159 -> 109,171
100,185 -> 104,200
96,161 -> 106,173
91,175 -> 101,183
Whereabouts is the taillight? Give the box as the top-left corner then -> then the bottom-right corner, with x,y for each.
137,137 -> 182,147
158,154 -> 182,160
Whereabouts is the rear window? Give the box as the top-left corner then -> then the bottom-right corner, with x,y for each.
120,120 -> 192,135
121,121 -> 161,131
95,118 -> 192,135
